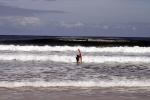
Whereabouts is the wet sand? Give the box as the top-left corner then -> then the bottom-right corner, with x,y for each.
0,87 -> 150,100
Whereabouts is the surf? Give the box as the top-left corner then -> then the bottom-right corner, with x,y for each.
0,54 -> 150,63
0,45 -> 150,54
0,79 -> 150,88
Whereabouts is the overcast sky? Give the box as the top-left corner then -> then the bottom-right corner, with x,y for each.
0,0 -> 150,37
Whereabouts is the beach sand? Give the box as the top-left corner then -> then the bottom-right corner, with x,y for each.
0,87 -> 150,100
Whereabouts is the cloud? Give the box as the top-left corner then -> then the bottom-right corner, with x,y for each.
60,21 -> 84,28
0,4 -> 66,17
0,16 -> 41,27
131,26 -> 136,31
102,25 -> 109,30
43,0 -> 56,1
1,0 -> 56,2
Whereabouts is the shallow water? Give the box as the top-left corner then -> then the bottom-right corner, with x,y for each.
0,45 -> 150,88
0,87 -> 150,100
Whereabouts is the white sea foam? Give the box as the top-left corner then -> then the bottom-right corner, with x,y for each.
0,54 -> 150,63
0,80 -> 150,88
0,45 -> 150,53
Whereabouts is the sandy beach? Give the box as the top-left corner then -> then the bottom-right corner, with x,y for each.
0,87 -> 150,100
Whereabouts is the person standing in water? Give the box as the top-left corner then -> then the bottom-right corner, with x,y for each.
76,54 -> 80,64
76,49 -> 82,64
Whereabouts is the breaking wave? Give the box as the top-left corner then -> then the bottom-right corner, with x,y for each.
0,45 -> 150,63
0,54 -> 150,63
0,80 -> 150,88
0,45 -> 150,53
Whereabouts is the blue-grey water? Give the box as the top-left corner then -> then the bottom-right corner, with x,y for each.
0,44 -> 150,100
0,45 -> 150,87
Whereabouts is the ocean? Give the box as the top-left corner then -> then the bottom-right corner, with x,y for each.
0,35 -> 150,100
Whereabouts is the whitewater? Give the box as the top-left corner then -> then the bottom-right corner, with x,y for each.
0,45 -> 150,88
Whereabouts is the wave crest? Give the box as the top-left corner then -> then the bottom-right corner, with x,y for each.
0,80 -> 150,88
0,45 -> 150,53
0,54 -> 150,63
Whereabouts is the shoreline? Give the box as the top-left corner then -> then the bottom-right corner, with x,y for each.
0,87 -> 150,100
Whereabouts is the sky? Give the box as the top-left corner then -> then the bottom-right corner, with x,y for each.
0,0 -> 150,37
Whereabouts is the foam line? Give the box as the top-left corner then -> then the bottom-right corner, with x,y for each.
0,45 -> 150,53
0,80 -> 150,88
0,54 -> 150,63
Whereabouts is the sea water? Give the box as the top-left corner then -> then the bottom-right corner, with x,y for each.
0,45 -> 150,87
0,44 -> 150,100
